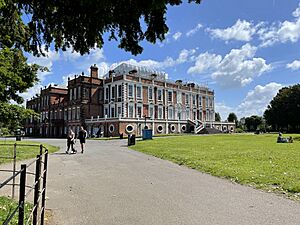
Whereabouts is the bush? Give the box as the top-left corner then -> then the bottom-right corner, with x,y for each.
235,128 -> 245,133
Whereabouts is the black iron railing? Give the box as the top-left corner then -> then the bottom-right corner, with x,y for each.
0,144 -> 49,225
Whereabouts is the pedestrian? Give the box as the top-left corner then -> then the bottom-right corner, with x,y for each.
66,129 -> 76,154
78,126 -> 87,153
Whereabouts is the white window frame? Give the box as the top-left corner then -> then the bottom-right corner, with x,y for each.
136,85 -> 142,99
168,107 -> 174,120
168,90 -> 173,102
149,105 -> 154,119
105,87 -> 109,100
111,106 -> 115,118
136,104 -> 143,118
157,89 -> 162,101
128,84 -> 134,98
128,103 -> 134,118
158,106 -> 163,119
148,87 -> 153,100
111,86 -> 115,100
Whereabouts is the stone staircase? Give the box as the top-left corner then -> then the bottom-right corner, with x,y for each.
187,119 -> 205,134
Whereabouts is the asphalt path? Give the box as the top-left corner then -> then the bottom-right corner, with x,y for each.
1,138 -> 300,225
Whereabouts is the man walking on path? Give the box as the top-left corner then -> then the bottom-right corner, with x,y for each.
78,126 -> 87,153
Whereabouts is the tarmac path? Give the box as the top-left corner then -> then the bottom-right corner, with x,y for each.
1,138 -> 300,225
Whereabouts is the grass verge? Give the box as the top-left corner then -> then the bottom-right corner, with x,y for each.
131,134 -> 300,200
0,140 -> 59,165
0,196 -> 32,224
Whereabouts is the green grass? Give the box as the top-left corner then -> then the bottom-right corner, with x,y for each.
131,134 -> 300,200
0,196 -> 33,224
0,140 -> 59,165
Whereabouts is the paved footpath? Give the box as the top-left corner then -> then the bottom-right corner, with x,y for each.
2,138 -> 300,225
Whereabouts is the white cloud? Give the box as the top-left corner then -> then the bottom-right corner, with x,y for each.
186,23 -> 203,37
237,82 -> 282,117
187,52 -> 222,74
286,60 -> 300,70
258,3 -> 300,47
27,48 -> 60,82
207,19 -> 256,42
215,82 -> 282,119
62,48 -> 105,72
188,44 -> 271,88
172,32 -> 182,41
119,48 -> 196,70
215,102 -> 234,121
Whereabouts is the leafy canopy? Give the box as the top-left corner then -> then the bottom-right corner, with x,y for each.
264,84 -> 300,132
1,0 -> 201,56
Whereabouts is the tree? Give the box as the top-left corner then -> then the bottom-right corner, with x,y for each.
227,112 -> 237,123
264,84 -> 300,132
244,115 -> 263,131
1,0 -> 202,56
0,103 -> 37,133
0,47 -> 42,103
215,112 -> 221,122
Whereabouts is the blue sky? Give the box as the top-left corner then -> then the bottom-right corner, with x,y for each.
24,0 -> 300,121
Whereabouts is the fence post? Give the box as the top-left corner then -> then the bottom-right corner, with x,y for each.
39,144 -> 43,155
33,155 -> 41,225
18,164 -> 26,225
12,143 -> 17,199
40,150 -> 48,225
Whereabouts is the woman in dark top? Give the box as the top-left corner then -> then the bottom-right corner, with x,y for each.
78,126 -> 87,153
66,129 -> 76,154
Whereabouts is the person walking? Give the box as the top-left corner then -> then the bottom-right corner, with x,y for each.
66,129 -> 76,154
78,126 -> 87,153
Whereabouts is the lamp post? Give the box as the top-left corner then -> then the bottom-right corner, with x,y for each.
143,115 -> 151,129
104,114 -> 107,137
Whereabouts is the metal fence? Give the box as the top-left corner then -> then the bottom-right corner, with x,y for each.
0,144 -> 49,225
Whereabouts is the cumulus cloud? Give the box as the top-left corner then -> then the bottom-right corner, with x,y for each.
172,32 -> 182,41
119,48 -> 196,70
186,23 -> 203,37
187,52 -> 222,74
27,48 -> 60,82
207,19 -> 256,42
188,44 -> 271,88
237,82 -> 282,117
258,3 -> 300,47
286,60 -> 300,70
215,102 -> 235,121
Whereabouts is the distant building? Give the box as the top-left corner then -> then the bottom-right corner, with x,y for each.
25,63 -> 235,137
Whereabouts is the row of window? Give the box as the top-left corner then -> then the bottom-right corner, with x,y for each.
39,107 -> 81,122
103,104 -> 214,121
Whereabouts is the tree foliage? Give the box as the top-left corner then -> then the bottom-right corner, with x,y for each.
215,112 -> 221,122
245,115 -> 263,132
264,84 -> 300,132
227,112 -> 237,123
1,0 -> 201,56
0,47 -> 41,103
0,102 -> 38,133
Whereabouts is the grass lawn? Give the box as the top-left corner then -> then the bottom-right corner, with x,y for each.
0,140 -> 59,165
131,134 -> 300,200
0,196 -> 32,224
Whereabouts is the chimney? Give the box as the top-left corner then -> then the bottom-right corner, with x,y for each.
109,70 -> 115,79
90,64 -> 98,78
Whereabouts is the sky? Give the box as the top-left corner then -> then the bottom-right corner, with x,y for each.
24,0 -> 300,121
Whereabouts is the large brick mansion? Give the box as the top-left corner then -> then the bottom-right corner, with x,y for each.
25,63 -> 235,137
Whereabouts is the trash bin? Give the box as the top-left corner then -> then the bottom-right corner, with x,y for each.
15,129 -> 21,141
142,129 -> 153,140
128,134 -> 136,146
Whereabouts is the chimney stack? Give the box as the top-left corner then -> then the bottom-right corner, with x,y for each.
90,64 -> 98,78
